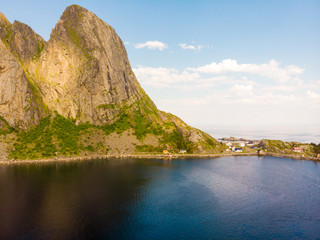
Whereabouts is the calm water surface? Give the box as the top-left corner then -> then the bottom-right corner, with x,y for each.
0,156 -> 319,239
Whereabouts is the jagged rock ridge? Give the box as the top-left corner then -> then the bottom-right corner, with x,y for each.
0,5 -> 218,154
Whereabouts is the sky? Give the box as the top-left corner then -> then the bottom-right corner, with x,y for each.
1,0 -> 320,128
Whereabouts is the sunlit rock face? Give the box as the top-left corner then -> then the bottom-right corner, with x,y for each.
0,40 -> 45,130
32,5 -> 153,125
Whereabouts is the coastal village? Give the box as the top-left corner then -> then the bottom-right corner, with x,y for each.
220,137 -> 262,153
160,136 -> 320,161
219,137 -> 317,156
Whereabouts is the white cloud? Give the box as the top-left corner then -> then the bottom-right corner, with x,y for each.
132,59 -> 320,125
134,41 -> 168,51
133,66 -> 193,87
133,65 -> 230,89
132,60 -> 320,125
178,43 -> 203,51
262,85 -> 296,92
307,91 -> 320,101
302,80 -> 320,90
188,59 -> 304,83
229,84 -> 254,97
133,59 -> 304,90
251,92 -> 298,105
160,91 -> 299,107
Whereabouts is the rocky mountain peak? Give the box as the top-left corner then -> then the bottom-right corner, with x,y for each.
61,4 -> 92,19
0,14 -> 46,62
11,21 -> 46,61
0,12 -> 12,44
0,12 -> 10,24
51,4 -> 102,44
35,4 -> 154,126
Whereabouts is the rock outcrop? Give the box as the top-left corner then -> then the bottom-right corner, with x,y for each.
0,41 -> 45,130
0,14 -> 46,63
0,5 -> 219,153
30,5 -> 153,125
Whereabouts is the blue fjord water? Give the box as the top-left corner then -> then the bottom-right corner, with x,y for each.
0,156 -> 319,239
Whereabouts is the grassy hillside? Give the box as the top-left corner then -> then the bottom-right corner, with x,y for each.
8,112 -> 219,160
259,139 -> 317,157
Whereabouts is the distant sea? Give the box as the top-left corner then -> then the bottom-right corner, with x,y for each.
200,124 -> 320,144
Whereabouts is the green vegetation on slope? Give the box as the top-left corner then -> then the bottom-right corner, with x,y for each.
10,114 -> 91,159
135,145 -> 162,153
311,143 -> 320,154
0,116 -> 15,135
1,20 -> 13,50
160,130 -> 194,152
32,40 -> 46,60
260,139 -> 316,157
11,116 -> 56,159
130,111 -> 162,140
9,111 -> 201,159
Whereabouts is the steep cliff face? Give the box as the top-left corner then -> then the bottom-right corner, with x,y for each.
0,40 -> 45,130
0,12 -> 47,130
31,5 -> 154,125
0,5 -> 219,155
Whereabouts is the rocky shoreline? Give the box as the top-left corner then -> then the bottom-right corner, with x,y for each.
0,152 -> 318,165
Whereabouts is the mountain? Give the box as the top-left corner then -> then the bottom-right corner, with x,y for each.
0,5 -> 221,159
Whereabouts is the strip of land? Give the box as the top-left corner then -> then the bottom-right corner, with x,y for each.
0,152 -> 318,165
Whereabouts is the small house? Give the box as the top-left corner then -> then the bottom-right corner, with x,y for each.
179,149 -> 187,154
225,148 -> 231,152
234,148 -> 243,153
163,149 -> 169,154
226,142 -> 232,147
239,142 -> 245,147
293,147 -> 303,153
247,141 -> 254,146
